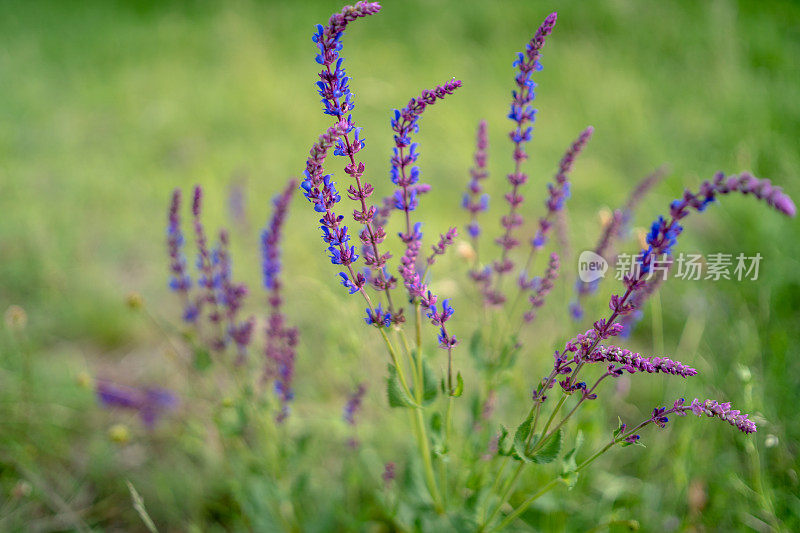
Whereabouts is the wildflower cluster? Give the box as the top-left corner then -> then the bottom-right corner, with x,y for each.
119,3 -> 795,531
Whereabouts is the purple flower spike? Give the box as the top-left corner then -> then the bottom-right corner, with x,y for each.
571,167 -> 668,320
382,462 -> 396,487
427,227 -> 458,267
262,179 -> 300,423
343,383 -> 366,425
463,120 -> 490,242
637,398 -> 757,437
365,303 -> 392,327
493,12 -> 558,283
216,230 -> 252,357
688,398 -> 757,434
619,171 -> 795,335
166,189 -> 193,319
588,345 -> 698,377
532,126 -> 593,251
301,122 -> 362,276
96,380 -> 178,429
523,253 -> 560,323
191,186 -> 225,346
315,2 -> 397,319
390,80 -> 462,291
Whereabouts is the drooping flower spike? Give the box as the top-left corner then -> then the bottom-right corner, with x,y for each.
314,2 -> 398,319
570,166 -> 668,320
390,79 -> 462,302
533,171 -> 794,407
618,171 -> 796,334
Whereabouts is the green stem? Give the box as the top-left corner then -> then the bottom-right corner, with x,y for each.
487,477 -> 560,533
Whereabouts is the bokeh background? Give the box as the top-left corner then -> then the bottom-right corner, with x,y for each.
1,0 -> 799,530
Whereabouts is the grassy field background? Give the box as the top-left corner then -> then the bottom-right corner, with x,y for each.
1,0 -> 799,530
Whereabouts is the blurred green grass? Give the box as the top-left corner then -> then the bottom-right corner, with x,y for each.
1,0 -> 799,530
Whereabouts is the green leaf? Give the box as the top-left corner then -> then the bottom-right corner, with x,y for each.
561,471 -> 580,489
497,425 -> 511,456
512,411 -> 535,462
561,430 -> 584,488
422,360 -> 438,405
532,428 -> 563,464
450,372 -> 464,397
386,364 -> 417,408
613,417 -> 625,439
193,347 -> 212,371
430,412 -> 443,436
561,430 -> 584,473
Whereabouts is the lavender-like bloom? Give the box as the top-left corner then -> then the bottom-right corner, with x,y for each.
391,80 -> 462,300
216,230 -> 253,357
624,398 -> 756,443
588,345 -> 698,377
529,126 -> 593,254
313,2 -> 381,118
343,383 -> 366,425
382,462 -> 396,487
523,252 -> 559,323
462,120 -> 490,240
166,189 -> 194,321
262,179 -> 300,423
571,167 -> 667,320
492,13 -> 557,289
228,179 -> 248,229
534,171 -> 794,404
688,398 -> 757,434
617,171 -> 796,335
192,186 -> 226,347
301,122 -> 361,273
314,2 -> 397,319
96,380 -> 178,429
426,227 -> 458,267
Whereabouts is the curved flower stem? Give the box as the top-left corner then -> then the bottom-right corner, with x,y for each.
532,372 -> 613,454
378,328 -> 413,399
487,477 -> 560,533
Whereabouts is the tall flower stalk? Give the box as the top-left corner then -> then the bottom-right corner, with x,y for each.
489,12 -> 558,305
262,179 -> 300,422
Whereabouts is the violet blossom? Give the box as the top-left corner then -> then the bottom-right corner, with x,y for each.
96,380 -> 178,429
462,120 -> 489,241
262,179 -> 300,423
491,12 -> 557,293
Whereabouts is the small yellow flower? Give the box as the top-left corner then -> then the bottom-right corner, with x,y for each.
222,397 -> 234,408
457,241 -> 476,261
125,292 -> 144,310
4,305 -> 27,330
76,371 -> 92,389
109,424 -> 131,444
598,207 -> 612,227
